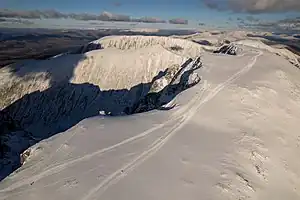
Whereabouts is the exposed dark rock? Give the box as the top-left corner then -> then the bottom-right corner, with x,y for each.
214,44 -> 239,55
72,42 -> 103,54
224,39 -> 231,44
169,45 -> 184,51
192,40 -> 212,46
127,56 -> 202,114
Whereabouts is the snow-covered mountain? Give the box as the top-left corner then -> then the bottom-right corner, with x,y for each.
0,35 -> 202,180
1,33 -> 300,200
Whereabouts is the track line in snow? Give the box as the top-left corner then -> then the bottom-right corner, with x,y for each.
0,83 -> 209,194
0,51 -> 262,197
0,85 -> 209,198
80,50 -> 263,200
6,47 -> 200,179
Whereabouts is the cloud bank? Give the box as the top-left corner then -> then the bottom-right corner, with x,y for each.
0,9 -> 67,19
237,16 -> 300,33
203,0 -> 300,13
0,18 -> 34,25
132,17 -> 166,23
169,18 -> 189,24
0,9 -> 132,21
99,11 -> 131,21
0,9 -> 189,25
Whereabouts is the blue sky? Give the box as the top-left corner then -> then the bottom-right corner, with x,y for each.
0,0 -> 299,30
1,0 -> 218,20
1,0 -> 297,20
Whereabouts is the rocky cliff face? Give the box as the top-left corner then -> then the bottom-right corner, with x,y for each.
214,44 -> 240,55
126,57 -> 202,114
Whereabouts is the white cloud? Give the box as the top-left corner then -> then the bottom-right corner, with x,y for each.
203,0 -> 300,13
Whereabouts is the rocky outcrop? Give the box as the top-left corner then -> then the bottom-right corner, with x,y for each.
0,110 -> 34,180
127,57 -> 202,114
72,42 -> 103,54
214,44 -> 239,55
192,40 -> 212,46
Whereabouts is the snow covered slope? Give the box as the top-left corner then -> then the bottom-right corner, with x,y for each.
0,35 -> 202,181
1,35 -> 300,200
184,31 -> 300,68
83,35 -> 203,58
236,40 -> 300,68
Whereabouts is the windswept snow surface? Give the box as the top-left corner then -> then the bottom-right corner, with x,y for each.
1,36 -> 300,200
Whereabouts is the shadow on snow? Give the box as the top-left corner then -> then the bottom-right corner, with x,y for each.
0,50 -> 201,181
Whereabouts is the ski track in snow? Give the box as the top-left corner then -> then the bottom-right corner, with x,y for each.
0,50 -> 263,199
0,82 -> 208,195
80,50 -> 263,200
